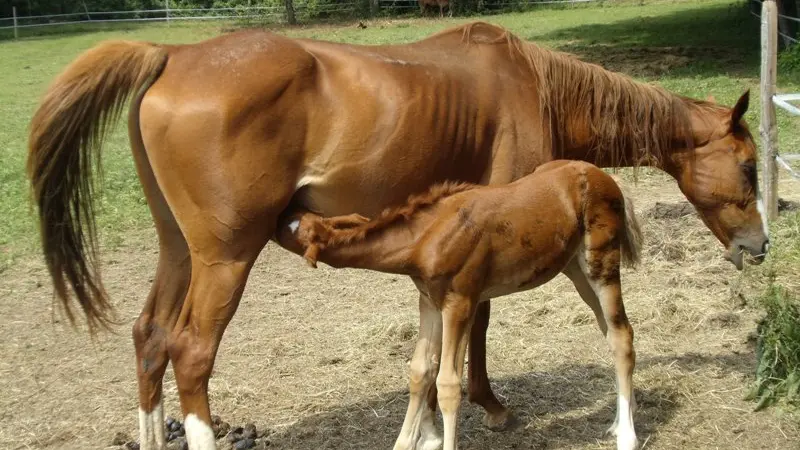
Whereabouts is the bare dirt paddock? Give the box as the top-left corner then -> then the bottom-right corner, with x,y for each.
2,172 -> 799,450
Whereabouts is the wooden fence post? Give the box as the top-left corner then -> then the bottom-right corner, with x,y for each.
12,6 -> 18,39
761,0 -> 780,220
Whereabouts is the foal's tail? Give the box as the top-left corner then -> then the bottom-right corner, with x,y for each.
27,41 -> 169,333
619,187 -> 643,269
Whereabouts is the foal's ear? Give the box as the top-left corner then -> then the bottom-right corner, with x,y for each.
706,95 -> 717,103
730,89 -> 750,130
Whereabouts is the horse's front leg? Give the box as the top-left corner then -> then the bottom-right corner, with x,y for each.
467,300 -> 514,430
394,292 -> 443,450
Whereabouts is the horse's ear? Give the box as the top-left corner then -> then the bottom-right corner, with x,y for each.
730,89 -> 750,130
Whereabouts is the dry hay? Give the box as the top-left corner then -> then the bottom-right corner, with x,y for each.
1,171 -> 799,449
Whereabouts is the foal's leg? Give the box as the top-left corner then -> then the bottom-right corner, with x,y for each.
467,301 -> 513,430
438,295 -> 476,450
394,293 -> 443,450
578,252 -> 638,450
563,259 -> 608,337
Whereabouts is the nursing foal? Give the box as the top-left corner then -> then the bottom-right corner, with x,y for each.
276,160 -> 643,450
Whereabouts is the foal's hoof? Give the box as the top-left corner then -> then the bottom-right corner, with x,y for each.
482,409 -> 517,431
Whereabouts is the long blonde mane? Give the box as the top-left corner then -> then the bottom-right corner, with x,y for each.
452,22 -> 730,168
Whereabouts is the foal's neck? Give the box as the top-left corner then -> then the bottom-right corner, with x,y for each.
318,220 -> 420,276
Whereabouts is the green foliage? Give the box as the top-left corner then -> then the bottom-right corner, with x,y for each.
779,43 -> 800,72
747,283 -> 800,411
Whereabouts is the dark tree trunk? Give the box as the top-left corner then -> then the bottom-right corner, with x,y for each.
284,0 -> 296,25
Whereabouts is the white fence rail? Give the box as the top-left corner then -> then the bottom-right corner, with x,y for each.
0,0 -> 599,34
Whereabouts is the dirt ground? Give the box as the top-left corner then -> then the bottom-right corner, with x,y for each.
2,170 -> 799,450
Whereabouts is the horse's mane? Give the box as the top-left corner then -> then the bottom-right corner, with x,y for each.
315,181 -> 478,249
448,22 -> 731,168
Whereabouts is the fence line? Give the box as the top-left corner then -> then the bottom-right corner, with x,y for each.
757,0 -> 800,220
0,0 -> 599,33
750,0 -> 799,44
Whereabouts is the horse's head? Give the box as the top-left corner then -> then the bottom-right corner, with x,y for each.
669,90 -> 769,270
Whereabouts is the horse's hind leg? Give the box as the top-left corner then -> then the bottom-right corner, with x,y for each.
467,301 -> 513,430
133,230 -> 190,450
563,259 -> 608,337
130,112 -> 191,450
578,243 -> 638,450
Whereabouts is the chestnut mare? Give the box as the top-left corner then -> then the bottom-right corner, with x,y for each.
276,160 -> 644,450
27,22 -> 768,450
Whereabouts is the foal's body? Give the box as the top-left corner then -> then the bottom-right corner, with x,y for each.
277,160 -> 643,450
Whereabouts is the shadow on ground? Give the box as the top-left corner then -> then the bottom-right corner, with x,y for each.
259,352 -> 749,449
533,2 -> 760,79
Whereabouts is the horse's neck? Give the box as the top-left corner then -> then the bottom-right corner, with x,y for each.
540,51 -> 712,171
321,223 -> 418,275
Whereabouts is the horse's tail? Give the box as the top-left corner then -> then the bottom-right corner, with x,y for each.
619,187 -> 643,269
27,40 -> 169,333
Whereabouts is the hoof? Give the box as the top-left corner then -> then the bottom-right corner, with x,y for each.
482,409 -> 517,431
617,434 -> 639,450
415,435 -> 443,450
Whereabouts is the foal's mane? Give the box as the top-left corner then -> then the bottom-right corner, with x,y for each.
452,22 -> 730,168
318,181 -> 478,248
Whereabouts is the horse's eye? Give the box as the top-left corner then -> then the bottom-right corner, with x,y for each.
741,163 -> 757,187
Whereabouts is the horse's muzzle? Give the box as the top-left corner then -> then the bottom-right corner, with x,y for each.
725,238 -> 769,270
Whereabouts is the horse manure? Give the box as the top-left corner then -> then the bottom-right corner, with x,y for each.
169,420 -> 182,433
111,432 -> 130,446
214,421 -> 231,438
243,423 -> 257,440
166,437 -> 187,450
165,416 -> 176,428
227,428 -> 243,443
211,415 -> 222,426
234,438 -> 256,450
125,442 -> 140,450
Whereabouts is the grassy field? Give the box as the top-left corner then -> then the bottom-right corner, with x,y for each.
1,0 -> 799,448
1,0 -> 800,266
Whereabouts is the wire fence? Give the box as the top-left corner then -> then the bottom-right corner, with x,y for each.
750,0 -> 800,45
0,0 -> 600,35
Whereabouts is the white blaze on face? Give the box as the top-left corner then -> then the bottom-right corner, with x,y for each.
138,402 -> 166,450
288,220 -> 300,234
756,196 -> 770,239
184,414 -> 217,450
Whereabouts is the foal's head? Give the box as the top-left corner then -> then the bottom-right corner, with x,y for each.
669,90 -> 769,269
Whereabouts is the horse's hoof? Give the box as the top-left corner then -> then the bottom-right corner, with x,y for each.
617,433 -> 639,450
482,409 -> 517,431
415,435 -> 443,450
